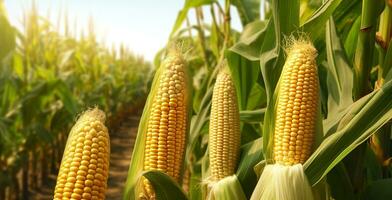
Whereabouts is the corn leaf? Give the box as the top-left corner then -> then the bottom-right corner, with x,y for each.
170,0 -> 216,37
226,51 -> 261,111
302,0 -> 343,40
229,20 -> 268,61
231,0 -> 261,26
323,18 -> 353,135
239,109 -> 265,124
236,138 -> 264,198
259,19 -> 280,160
305,80 -> 392,185
363,178 -> 392,199
143,170 -> 188,200
343,16 -> 360,61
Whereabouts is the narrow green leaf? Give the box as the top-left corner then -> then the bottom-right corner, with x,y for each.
231,0 -> 261,26
302,0 -> 343,40
170,0 -> 216,37
230,20 -> 268,61
272,0 -> 300,36
323,18 -> 353,134
239,109 -> 265,124
333,0 -> 361,37
343,16 -> 360,60
236,138 -> 264,198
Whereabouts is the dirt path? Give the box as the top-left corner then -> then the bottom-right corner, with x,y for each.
105,115 -> 139,199
31,114 -> 140,200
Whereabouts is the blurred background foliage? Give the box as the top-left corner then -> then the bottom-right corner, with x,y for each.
0,0 -> 151,199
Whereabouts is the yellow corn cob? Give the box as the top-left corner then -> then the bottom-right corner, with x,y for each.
209,70 -> 240,181
273,40 -> 319,166
142,51 -> 188,199
53,108 -> 110,200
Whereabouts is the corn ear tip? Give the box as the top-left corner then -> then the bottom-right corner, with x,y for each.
217,60 -> 231,75
76,106 -> 106,123
284,34 -> 317,58
166,41 -> 191,60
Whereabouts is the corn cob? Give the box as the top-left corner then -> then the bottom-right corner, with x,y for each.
142,51 -> 188,199
273,40 -> 319,166
209,70 -> 240,181
54,108 -> 110,200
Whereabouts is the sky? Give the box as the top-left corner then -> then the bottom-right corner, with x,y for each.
4,0 -> 243,61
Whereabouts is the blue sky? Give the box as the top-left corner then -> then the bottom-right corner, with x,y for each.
4,0 -> 243,61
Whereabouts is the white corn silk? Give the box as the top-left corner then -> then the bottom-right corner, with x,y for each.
251,164 -> 314,200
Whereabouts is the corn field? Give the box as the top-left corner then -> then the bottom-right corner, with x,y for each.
2,0 -> 392,199
0,1 -> 151,199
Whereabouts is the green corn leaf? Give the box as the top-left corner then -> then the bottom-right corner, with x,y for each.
226,51 -> 262,111
239,109 -> 265,124
143,170 -> 188,200
170,0 -> 216,38
230,20 -> 268,61
231,0 -> 261,26
236,138 -> 264,198
323,18 -> 354,135
305,80 -> 392,185
363,178 -> 392,199
343,16 -> 360,60
302,0 -> 343,40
